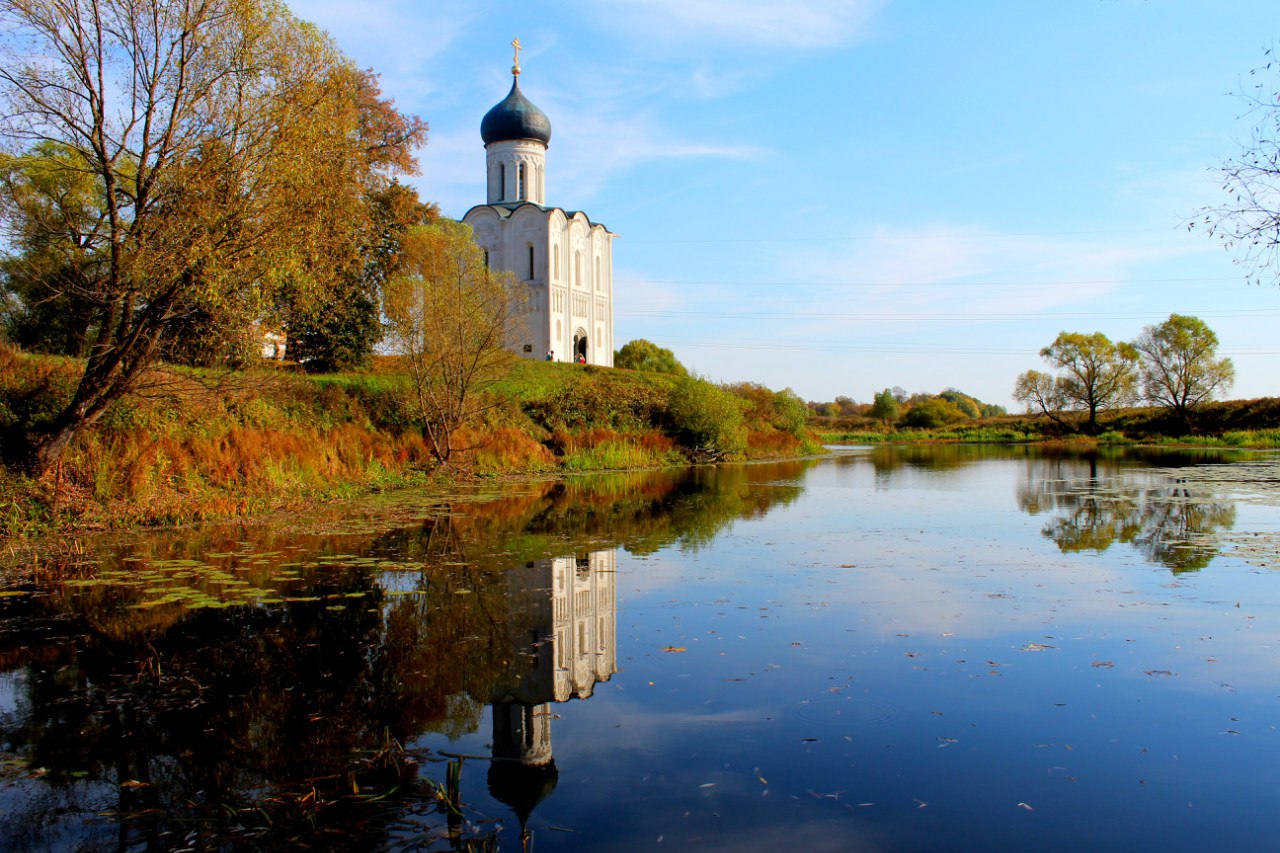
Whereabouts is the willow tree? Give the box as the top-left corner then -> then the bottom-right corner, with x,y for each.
383,221 -> 523,466
1015,331 -> 1139,433
1134,314 -> 1234,428
0,0 -> 426,473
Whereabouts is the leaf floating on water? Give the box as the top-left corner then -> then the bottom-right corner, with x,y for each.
1022,643 -> 1055,652
1091,661 -> 1115,668
663,646 -> 687,653
119,779 -> 150,788
1017,802 -> 1034,811
1144,670 -> 1174,677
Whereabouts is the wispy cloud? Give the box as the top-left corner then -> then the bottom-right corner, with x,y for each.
604,0 -> 883,49
287,0 -> 479,102
785,224 -> 1201,322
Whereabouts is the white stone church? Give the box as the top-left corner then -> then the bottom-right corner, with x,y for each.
463,48 -> 615,366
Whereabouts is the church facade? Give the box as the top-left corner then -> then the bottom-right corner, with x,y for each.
462,49 -> 616,366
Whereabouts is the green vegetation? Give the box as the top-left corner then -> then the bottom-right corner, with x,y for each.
811,386 -> 1007,432
614,338 -> 687,374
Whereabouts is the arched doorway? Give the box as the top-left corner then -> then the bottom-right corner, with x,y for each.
572,329 -> 588,363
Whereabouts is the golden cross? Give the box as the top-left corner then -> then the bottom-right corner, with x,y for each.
511,37 -> 522,76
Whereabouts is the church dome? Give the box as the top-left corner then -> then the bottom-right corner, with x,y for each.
481,78 -> 552,145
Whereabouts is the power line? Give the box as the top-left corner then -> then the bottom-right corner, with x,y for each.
619,308 -> 1280,321
615,276 -> 1243,289
640,338 -> 1280,357
621,227 -> 1179,245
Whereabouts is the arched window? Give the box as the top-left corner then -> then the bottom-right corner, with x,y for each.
527,245 -> 535,280
483,250 -> 490,268
518,163 -> 526,200
553,245 -> 560,280
574,251 -> 581,288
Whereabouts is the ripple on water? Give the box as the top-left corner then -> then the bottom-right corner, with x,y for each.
787,694 -> 899,727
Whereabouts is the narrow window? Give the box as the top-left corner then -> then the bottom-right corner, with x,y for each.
518,163 -> 526,200
483,250 -> 489,268
528,245 -> 535,280
575,251 -> 581,288
554,245 -> 559,280
594,256 -> 600,291
498,163 -> 505,200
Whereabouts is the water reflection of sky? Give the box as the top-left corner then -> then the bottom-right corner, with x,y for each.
2,447 -> 1279,852
426,447 -> 1280,852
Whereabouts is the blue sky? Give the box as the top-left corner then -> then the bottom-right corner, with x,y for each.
289,0 -> 1279,408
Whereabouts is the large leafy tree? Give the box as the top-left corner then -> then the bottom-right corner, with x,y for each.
0,0 -> 426,473
1015,332 -> 1139,433
283,111 -> 438,374
1134,314 -> 1234,428
382,221 -> 522,467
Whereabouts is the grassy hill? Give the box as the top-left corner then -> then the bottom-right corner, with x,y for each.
0,348 -> 820,534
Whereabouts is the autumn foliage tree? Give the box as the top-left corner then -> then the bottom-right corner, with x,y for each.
382,221 -> 523,466
1134,314 -> 1234,428
0,0 -> 426,473
1014,332 -> 1139,433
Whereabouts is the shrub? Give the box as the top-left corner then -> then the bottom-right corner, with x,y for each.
614,339 -> 686,375
667,375 -> 746,460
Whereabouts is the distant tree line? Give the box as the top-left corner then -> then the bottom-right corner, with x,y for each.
808,387 -> 1006,429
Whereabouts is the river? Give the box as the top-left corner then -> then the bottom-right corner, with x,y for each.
1,445 -> 1278,852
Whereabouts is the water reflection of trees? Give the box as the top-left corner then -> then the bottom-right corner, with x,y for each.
0,464 -> 804,850
1015,457 -> 1237,572
841,443 -> 1252,480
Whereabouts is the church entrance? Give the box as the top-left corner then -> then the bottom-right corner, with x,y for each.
572,330 -> 588,364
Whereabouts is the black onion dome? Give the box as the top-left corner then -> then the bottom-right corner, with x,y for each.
480,78 -> 552,145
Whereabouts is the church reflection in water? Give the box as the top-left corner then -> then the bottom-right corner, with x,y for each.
483,549 -> 617,836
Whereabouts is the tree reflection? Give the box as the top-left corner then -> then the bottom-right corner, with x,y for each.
1016,458 -> 1237,572
0,465 -> 798,850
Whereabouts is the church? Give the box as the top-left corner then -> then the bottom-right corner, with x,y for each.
463,43 -> 616,366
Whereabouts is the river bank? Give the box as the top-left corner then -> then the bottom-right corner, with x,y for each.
813,395 -> 1280,448
0,350 -> 821,536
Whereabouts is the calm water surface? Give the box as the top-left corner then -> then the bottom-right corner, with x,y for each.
1,446 -> 1278,852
